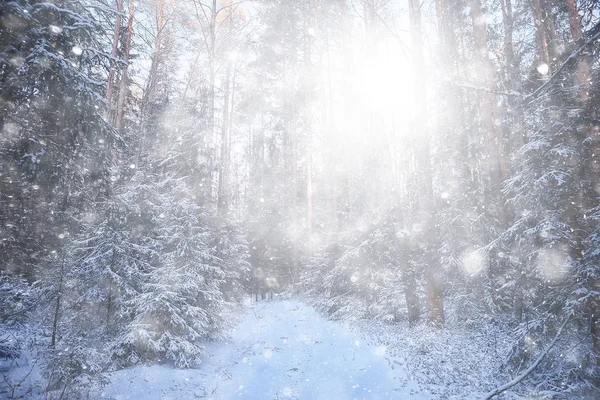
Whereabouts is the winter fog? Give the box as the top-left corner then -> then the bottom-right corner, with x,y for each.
1,0 -> 600,398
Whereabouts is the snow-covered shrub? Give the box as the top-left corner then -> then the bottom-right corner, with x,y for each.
0,272 -> 37,359
302,216 -> 408,323
43,344 -> 107,399
212,216 -> 251,307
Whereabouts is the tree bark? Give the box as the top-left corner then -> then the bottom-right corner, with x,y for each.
403,266 -> 420,326
50,263 -> 64,347
142,0 -> 165,117
500,0 -> 526,145
590,313 -> 600,366
531,0 -> 551,70
106,280 -> 113,333
115,0 -> 135,134
470,0 -> 507,208
408,0 -> 444,327
565,0 -> 600,369
105,0 -> 123,123
565,0 -> 590,102
306,132 -> 313,234
218,64 -> 231,213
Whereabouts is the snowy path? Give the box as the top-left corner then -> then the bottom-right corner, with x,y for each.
101,300 -> 427,399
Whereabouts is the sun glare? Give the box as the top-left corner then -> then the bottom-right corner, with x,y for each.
354,40 -> 414,117
329,36 -> 415,155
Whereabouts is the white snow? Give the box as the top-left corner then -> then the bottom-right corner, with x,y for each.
536,63 -> 549,76
101,300 -> 428,399
71,45 -> 83,55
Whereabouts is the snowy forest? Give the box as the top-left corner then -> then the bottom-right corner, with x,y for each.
1,0 -> 600,398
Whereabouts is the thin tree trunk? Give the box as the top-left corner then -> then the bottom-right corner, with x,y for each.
50,263 -> 64,347
204,0 -> 218,201
325,39 -> 337,230
106,280 -> 113,333
306,132 -> 313,234
105,0 -> 123,123
498,0 -> 527,317
470,0 -> 507,206
143,0 -> 165,115
393,207 -> 421,325
115,0 -> 135,134
565,0 -> 599,368
403,266 -> 421,326
591,313 -> 600,366
218,65 -> 231,213
541,0 -> 558,60
500,0 -> 525,142
303,4 -> 317,235
106,248 -> 117,334
291,107 -> 298,220
218,7 -> 238,213
408,0 -> 444,327
228,65 -> 237,207
531,0 -> 551,70
137,0 -> 167,166
565,0 -> 590,102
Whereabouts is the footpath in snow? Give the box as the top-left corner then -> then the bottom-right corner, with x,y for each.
101,300 -> 428,399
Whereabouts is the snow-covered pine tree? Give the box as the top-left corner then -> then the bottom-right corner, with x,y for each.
313,216 -> 406,322
64,172 -> 158,347
120,180 -> 222,368
0,0 -> 115,279
212,215 -> 251,308
0,1 -> 123,396
498,24 -> 599,391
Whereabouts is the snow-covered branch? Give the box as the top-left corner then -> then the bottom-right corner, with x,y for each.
483,315 -> 572,400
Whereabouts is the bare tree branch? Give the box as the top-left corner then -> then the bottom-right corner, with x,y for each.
484,315 -> 571,400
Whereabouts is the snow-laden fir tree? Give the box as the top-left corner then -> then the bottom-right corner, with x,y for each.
0,0 -> 114,279
119,180 -> 224,368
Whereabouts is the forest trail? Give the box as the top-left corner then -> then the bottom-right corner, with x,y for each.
101,300 -> 428,399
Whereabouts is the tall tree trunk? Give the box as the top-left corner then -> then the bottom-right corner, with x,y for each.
218,65 -> 231,213
403,265 -> 421,326
206,0 -> 218,201
501,0 -> 526,145
115,0 -> 135,134
291,103 -> 298,222
565,0 -> 590,102
306,133 -> 313,234
50,263 -> 64,347
105,0 -> 123,123
51,178 -> 71,347
541,0 -> 559,60
106,280 -> 113,333
138,0 -> 166,166
499,0 -> 527,317
142,0 -> 165,117
393,206 -> 421,325
565,0 -> 600,368
531,0 -> 551,70
323,26 -> 337,230
470,0 -> 506,205
470,0 -> 512,313
408,0 -> 444,327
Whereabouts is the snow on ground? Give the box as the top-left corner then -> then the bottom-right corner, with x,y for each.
285,294 -> 515,399
1,330 -> 46,399
101,300 -> 429,400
